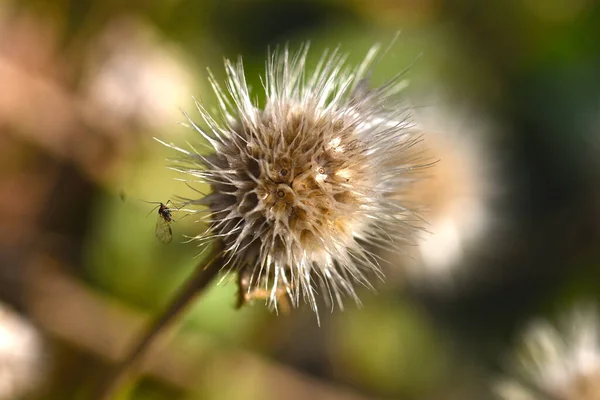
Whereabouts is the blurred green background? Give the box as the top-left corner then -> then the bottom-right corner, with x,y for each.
2,0 -> 600,399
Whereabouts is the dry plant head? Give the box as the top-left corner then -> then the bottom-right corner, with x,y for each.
384,100 -> 501,287
0,303 -> 47,400
161,43 -> 425,320
82,15 -> 192,131
496,304 -> 600,400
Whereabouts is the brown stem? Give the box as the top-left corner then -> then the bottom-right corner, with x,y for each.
95,243 -> 224,399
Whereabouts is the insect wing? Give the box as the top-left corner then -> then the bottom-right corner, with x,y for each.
155,214 -> 173,243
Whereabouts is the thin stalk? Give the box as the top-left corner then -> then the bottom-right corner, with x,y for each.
96,243 -> 224,399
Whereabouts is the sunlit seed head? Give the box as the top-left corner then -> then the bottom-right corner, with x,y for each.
82,16 -> 192,130
0,303 -> 46,400
381,99 -> 502,287
165,43 -> 424,319
496,304 -> 600,400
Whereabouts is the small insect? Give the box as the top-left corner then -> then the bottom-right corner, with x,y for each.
146,201 -> 174,243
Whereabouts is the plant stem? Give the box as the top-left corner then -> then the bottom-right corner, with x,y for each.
96,244 -> 223,399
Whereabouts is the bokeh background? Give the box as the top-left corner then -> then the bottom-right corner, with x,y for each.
2,0 -> 600,399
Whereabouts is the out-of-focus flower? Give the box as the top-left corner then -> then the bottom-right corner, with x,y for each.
385,101 -> 500,285
0,303 -> 46,400
82,16 -> 193,132
496,304 -> 600,400
164,44 -> 425,319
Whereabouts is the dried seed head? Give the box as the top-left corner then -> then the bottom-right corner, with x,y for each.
496,305 -> 600,400
83,16 -> 192,130
166,44 -> 423,318
382,100 -> 502,287
0,303 -> 46,400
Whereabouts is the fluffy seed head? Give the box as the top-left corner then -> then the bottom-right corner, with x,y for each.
383,100 -> 501,288
496,305 -> 600,400
167,44 -> 422,318
0,303 -> 46,400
